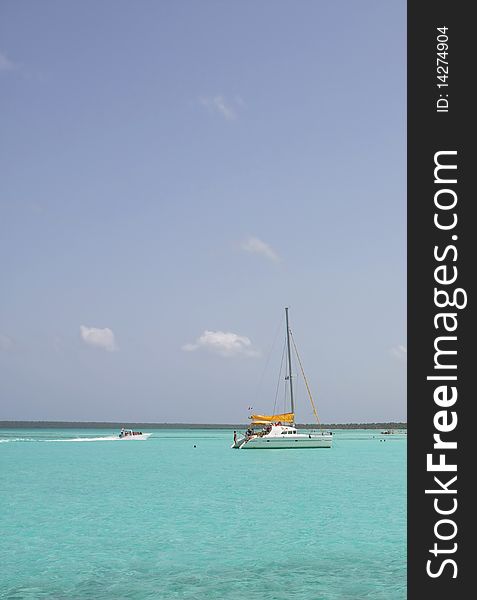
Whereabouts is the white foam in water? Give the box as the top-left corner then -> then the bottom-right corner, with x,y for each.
0,438 -> 36,443
0,436 -> 120,443
43,435 -> 120,442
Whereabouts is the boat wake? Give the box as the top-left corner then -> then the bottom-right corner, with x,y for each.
0,435 -> 122,443
0,438 -> 36,443
43,436 -> 121,442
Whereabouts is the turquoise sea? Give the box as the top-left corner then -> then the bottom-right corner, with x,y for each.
0,428 -> 406,599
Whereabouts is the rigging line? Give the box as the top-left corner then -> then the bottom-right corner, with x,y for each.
290,330 -> 322,428
283,361 -> 288,415
252,313 -> 285,408
272,337 -> 287,416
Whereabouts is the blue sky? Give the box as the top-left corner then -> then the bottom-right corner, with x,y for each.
1,1 -> 406,423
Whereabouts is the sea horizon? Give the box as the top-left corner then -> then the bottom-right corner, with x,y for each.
0,420 -> 407,429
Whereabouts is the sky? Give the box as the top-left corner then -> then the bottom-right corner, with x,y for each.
0,0 -> 406,423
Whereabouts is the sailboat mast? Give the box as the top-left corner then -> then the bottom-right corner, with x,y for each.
285,307 -> 295,415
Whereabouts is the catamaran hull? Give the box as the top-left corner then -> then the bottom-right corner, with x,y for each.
233,435 -> 332,449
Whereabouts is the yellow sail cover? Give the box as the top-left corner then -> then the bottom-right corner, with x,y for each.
250,412 -> 294,424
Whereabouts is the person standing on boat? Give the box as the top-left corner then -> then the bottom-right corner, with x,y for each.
233,431 -> 237,444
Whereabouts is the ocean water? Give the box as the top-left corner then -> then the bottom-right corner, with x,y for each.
0,428 -> 406,599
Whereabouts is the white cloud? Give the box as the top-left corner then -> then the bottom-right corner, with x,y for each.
241,236 -> 279,262
80,326 -> 117,352
0,334 -> 13,351
182,330 -> 259,357
199,95 -> 238,120
391,345 -> 407,360
0,52 -> 15,71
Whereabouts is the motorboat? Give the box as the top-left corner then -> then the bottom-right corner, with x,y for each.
118,428 -> 151,440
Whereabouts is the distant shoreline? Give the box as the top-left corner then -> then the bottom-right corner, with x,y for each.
0,420 -> 407,430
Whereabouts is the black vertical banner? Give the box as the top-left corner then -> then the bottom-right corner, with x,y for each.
408,1 -> 472,598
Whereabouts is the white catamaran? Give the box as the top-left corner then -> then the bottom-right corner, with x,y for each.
232,308 -> 332,449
